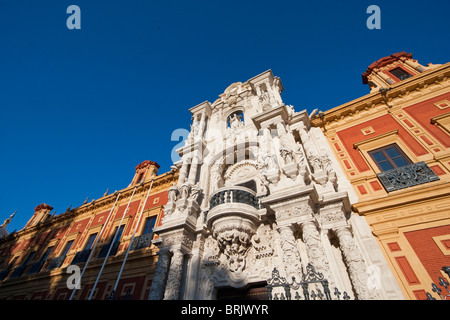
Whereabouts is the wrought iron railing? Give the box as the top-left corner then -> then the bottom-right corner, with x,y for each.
0,268 -> 11,281
9,265 -> 27,279
47,255 -> 66,270
209,187 -> 262,210
129,233 -> 153,251
266,263 -> 352,300
98,242 -> 120,258
426,266 -> 450,300
377,161 -> 439,192
72,248 -> 92,264
27,260 -> 45,274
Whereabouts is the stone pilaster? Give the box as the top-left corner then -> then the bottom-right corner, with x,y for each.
301,221 -> 334,288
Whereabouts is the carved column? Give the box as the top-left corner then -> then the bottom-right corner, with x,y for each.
188,153 -> 199,185
298,127 -> 321,173
163,249 -> 185,300
148,250 -> 171,300
333,226 -> 377,300
199,112 -> 206,137
178,157 -> 190,186
301,221 -> 334,287
278,225 -> 303,279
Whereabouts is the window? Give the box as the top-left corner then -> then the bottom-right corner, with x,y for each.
23,251 -> 37,266
143,217 -> 156,235
61,240 -> 74,256
98,225 -> 125,258
113,225 -> 125,244
389,67 -> 412,81
369,144 -> 412,172
41,246 -> 54,262
136,172 -> 144,184
85,233 -> 98,250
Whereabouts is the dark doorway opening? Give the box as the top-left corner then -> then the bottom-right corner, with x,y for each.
217,283 -> 268,300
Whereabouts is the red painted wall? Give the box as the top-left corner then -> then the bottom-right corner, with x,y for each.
336,114 -> 428,172
404,225 -> 450,285
403,92 -> 450,148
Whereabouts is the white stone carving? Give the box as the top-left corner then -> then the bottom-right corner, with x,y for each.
149,70 -> 401,301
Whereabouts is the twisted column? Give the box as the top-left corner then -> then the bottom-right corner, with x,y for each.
163,249 -> 185,300
333,226 -> 377,300
148,250 -> 171,300
278,225 -> 303,279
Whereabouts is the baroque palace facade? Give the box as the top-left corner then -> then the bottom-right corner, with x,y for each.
0,52 -> 448,300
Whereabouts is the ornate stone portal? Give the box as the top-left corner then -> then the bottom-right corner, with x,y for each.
148,70 -> 402,300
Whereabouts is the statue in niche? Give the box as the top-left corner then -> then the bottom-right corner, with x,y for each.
286,104 -> 295,116
320,154 -> 333,174
210,162 -> 224,193
260,151 -> 278,172
280,147 -> 294,165
191,122 -> 199,136
168,183 -> 179,203
227,111 -> 244,129
294,142 -> 306,166
189,184 -> 201,202
309,154 -> 322,173
260,90 -> 271,111
180,182 -> 191,200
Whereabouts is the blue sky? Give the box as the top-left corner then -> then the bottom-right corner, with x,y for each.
0,0 -> 449,232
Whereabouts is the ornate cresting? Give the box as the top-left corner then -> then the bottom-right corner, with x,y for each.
266,264 -> 352,300
426,266 -> 450,300
377,161 -> 439,192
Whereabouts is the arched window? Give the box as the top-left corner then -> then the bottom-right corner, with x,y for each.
227,110 -> 244,128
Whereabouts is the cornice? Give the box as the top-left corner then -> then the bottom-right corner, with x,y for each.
352,180 -> 450,215
311,62 -> 450,129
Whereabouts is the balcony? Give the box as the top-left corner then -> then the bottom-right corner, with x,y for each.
27,260 -> 45,274
207,186 -> 264,275
209,186 -> 263,211
377,161 -> 440,192
72,248 -> 92,264
0,269 -> 11,281
129,233 -> 153,251
207,186 -> 263,230
47,255 -> 66,270
9,265 -> 27,279
98,242 -> 120,258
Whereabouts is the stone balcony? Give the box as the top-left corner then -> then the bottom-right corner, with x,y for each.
207,186 -> 263,227
206,186 -> 266,275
